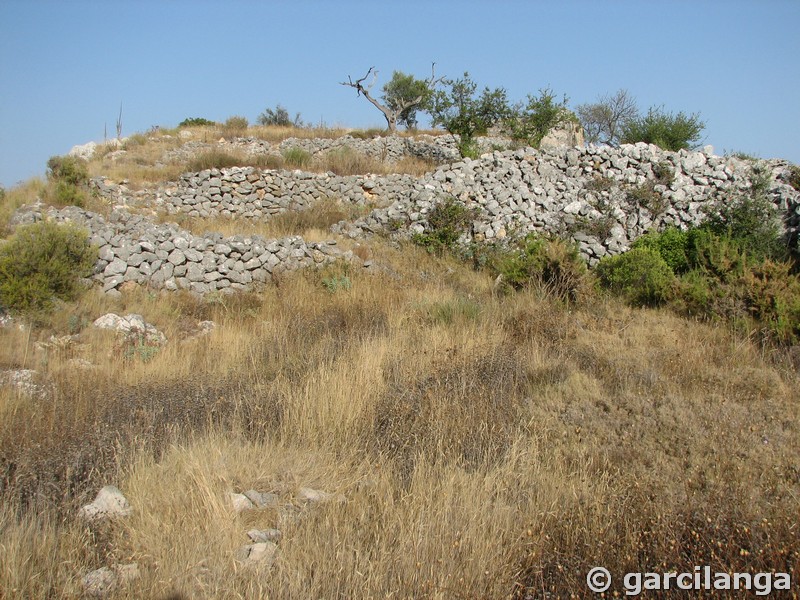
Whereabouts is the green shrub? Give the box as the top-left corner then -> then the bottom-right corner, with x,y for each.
411,197 -> 475,256
257,104 -> 304,128
426,297 -> 482,325
0,222 -> 96,314
620,106 -> 705,151
596,247 -> 676,306
46,156 -> 89,187
50,181 -> 87,208
494,234 -> 591,303
282,147 -> 313,169
652,161 -> 675,186
506,88 -> 576,149
585,175 -> 615,193
684,228 -> 748,279
632,227 -> 690,274
702,164 -> 786,261
740,260 -> 800,344
321,275 -> 352,293
673,256 -> 800,345
427,72 -> 511,158
45,155 -> 90,208
178,117 -> 216,128
222,115 -> 249,137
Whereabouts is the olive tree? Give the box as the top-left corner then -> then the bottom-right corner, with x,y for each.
341,65 -> 442,132
507,88 -> 575,149
426,72 -> 510,158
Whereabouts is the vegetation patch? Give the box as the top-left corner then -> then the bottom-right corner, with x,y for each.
0,221 -> 96,315
411,196 -> 476,256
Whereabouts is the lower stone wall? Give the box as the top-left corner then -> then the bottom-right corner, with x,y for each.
12,204 -> 349,296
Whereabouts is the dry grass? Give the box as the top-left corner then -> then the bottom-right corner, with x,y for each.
1,126 -> 798,597
1,239 -> 798,597
86,125 -> 439,190
164,198 -> 362,241
0,178 -> 47,232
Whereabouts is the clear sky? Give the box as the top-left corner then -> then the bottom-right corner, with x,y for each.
1,0 -> 798,187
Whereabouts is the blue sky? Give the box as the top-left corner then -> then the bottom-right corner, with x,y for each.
1,0 -> 798,187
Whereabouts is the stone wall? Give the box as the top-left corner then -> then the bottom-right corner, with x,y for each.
22,138 -> 800,295
159,168 -> 418,219
13,203 -> 349,296
334,143 -> 800,264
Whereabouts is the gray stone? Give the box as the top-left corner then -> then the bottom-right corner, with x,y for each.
79,486 -> 132,521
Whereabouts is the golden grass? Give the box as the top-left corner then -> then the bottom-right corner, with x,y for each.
2,121 -> 798,596
167,199 -> 364,241
1,239 -> 798,597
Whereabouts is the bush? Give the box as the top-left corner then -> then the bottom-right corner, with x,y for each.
506,88 -> 576,149
222,115 -> 249,137
45,155 -> 90,207
702,164 -> 786,261
632,227 -> 691,274
494,235 -> 591,303
46,156 -> 88,187
178,117 -> 216,128
626,182 -> 666,216
596,247 -> 676,306
673,254 -> 800,346
620,106 -> 705,151
427,73 -> 511,158
411,197 -> 475,256
0,222 -> 96,314
257,104 -> 304,128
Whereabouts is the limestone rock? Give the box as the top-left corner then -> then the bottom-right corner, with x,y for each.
235,541 -> 278,568
230,492 -> 255,513
79,486 -> 132,521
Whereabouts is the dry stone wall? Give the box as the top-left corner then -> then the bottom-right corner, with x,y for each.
19,137 -> 800,296
334,143 -> 800,264
160,167 -> 417,219
13,203 -> 348,296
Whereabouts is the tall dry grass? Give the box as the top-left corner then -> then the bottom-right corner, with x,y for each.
1,240 -> 798,597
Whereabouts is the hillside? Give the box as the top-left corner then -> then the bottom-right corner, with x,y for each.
0,125 -> 798,598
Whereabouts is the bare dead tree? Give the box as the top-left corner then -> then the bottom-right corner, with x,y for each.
340,64 -> 443,133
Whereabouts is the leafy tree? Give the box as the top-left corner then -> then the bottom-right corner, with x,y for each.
620,106 -> 705,151
341,65 -> 442,133
382,71 -> 434,129
507,88 -> 576,149
576,89 -> 639,146
257,104 -> 304,127
427,72 -> 511,158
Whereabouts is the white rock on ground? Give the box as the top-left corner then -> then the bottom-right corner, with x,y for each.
230,492 -> 255,513
79,485 -> 132,521
93,313 -> 167,345
235,541 -> 278,567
